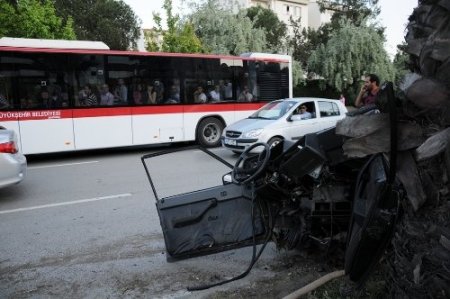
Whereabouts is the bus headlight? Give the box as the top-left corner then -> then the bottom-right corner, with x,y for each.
243,129 -> 263,138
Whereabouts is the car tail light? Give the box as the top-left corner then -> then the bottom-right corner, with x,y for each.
0,141 -> 18,154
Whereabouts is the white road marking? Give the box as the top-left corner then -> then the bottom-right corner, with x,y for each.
28,161 -> 99,170
0,193 -> 132,215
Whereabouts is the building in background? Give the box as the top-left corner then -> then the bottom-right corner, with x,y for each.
308,0 -> 333,30
218,0 -> 333,34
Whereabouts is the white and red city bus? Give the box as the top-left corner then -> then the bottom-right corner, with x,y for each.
0,37 -> 292,154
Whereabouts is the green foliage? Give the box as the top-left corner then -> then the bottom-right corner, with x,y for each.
0,0 -> 76,39
392,43 -> 410,85
246,6 -> 287,53
307,20 -> 395,102
175,23 -> 204,53
288,18 -> 329,68
289,0 -> 391,101
291,60 -> 305,87
294,80 -> 340,98
290,0 -> 383,69
54,0 -> 141,50
149,0 -> 204,53
187,0 -> 267,55
317,0 -> 381,27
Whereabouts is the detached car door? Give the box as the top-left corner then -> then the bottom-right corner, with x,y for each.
141,146 -> 265,261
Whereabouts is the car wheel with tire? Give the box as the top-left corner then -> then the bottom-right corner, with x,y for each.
268,137 -> 283,148
197,117 -> 224,147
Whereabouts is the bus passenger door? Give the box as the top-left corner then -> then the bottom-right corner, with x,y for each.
19,109 -> 75,154
1,51 -> 76,154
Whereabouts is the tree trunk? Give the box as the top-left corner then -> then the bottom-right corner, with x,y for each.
386,0 -> 450,297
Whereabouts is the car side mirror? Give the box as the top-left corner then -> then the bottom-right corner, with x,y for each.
222,172 -> 232,185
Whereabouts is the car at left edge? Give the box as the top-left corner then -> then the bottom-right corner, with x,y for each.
0,128 -> 27,189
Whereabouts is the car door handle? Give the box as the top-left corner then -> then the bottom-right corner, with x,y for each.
172,199 -> 218,228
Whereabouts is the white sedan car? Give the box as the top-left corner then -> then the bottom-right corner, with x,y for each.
222,98 -> 347,153
0,128 -> 27,189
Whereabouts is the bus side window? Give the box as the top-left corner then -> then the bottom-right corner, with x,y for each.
164,84 -> 180,104
0,93 -> 10,109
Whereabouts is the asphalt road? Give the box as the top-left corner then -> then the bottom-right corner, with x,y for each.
0,144 -> 325,298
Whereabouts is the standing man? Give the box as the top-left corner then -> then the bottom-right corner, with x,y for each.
194,86 -> 207,103
100,84 -> 114,106
114,78 -> 128,104
209,85 -> 221,102
339,94 -> 346,106
354,74 -> 380,108
238,86 -> 253,102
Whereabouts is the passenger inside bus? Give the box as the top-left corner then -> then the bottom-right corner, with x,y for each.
132,83 -> 143,105
0,93 -> 9,109
144,83 -> 157,104
100,84 -> 114,106
20,98 -> 34,109
223,80 -> 233,101
194,86 -> 207,103
238,86 -> 253,102
60,92 -> 69,107
47,91 -> 62,108
36,89 -> 50,109
165,85 -> 180,104
80,84 -> 98,106
153,80 -> 164,103
114,78 -> 128,104
209,85 -> 221,102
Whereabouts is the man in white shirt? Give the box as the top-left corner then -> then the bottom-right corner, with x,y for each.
194,86 -> 207,103
209,85 -> 221,102
100,84 -> 114,106
291,105 -> 312,120
238,86 -> 253,102
114,78 -> 128,103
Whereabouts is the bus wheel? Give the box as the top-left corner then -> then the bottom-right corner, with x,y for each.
197,118 -> 223,147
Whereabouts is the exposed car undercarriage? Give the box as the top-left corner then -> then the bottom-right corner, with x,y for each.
142,83 -> 403,291
229,96 -> 401,283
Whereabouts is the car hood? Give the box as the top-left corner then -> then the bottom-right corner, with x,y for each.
225,118 -> 277,133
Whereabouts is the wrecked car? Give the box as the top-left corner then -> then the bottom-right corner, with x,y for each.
141,83 -> 403,290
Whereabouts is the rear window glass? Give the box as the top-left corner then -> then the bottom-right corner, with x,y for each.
318,101 -> 340,117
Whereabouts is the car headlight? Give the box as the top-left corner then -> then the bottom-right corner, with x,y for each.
243,129 -> 264,138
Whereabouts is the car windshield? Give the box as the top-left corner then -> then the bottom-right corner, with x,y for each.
248,101 -> 296,120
